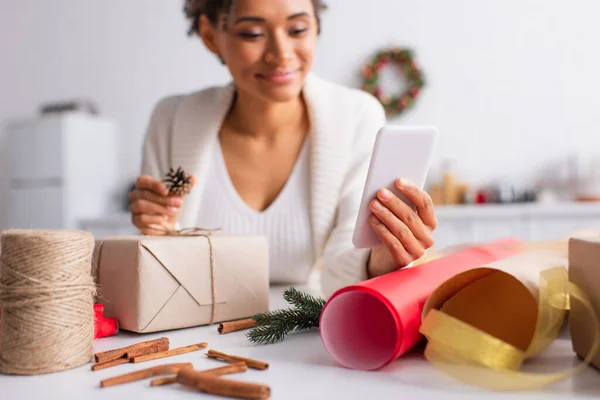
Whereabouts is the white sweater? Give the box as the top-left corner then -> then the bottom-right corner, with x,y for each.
140,73 -> 386,298
198,136 -> 314,284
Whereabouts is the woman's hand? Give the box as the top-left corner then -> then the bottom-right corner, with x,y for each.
128,175 -> 195,235
366,178 -> 437,278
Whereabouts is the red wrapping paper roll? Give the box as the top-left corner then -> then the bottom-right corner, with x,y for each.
319,238 -> 523,371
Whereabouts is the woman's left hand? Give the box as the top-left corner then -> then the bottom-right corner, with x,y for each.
366,178 -> 438,278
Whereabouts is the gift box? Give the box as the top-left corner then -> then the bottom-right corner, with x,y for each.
92,234 -> 269,333
568,236 -> 600,370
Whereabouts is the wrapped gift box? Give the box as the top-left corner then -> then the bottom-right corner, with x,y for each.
568,236 -> 600,370
92,234 -> 269,333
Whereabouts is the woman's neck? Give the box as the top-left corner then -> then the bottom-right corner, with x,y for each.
225,89 -> 308,142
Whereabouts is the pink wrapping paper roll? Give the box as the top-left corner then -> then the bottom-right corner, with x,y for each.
319,238 -> 523,371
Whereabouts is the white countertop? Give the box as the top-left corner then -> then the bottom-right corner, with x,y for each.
2,282 -> 599,400
79,202 -> 600,229
435,202 -> 600,219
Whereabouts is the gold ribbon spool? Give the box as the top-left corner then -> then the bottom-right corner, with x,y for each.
419,241 -> 600,391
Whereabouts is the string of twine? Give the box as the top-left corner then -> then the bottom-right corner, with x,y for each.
0,230 -> 96,375
154,227 -> 218,324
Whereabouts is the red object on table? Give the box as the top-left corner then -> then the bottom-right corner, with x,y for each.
476,191 -> 487,204
94,304 -> 119,339
1,305 -> 118,340
319,238 -> 522,371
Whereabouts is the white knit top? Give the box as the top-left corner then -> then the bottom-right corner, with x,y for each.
197,138 -> 314,284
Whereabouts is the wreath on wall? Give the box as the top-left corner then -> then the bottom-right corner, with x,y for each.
361,48 -> 425,117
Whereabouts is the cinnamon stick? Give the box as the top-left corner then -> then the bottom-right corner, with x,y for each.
91,357 -> 130,371
94,337 -> 169,363
150,363 -> 247,386
204,362 -> 248,375
100,363 -> 192,388
150,376 -> 177,386
132,342 -> 208,363
125,341 -> 170,358
206,349 -> 269,370
92,341 -> 171,371
176,367 -> 271,399
218,318 -> 258,334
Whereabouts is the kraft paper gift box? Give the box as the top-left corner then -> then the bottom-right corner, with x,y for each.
569,236 -> 600,370
92,234 -> 269,333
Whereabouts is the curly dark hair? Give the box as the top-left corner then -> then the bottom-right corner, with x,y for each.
183,0 -> 328,36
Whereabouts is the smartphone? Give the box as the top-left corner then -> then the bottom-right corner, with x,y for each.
352,125 -> 438,249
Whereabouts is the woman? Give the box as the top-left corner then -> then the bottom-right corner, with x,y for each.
129,0 -> 438,298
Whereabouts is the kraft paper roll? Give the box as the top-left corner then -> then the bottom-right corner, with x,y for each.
319,238 -> 522,370
422,247 -> 568,353
419,233 -> 600,391
420,266 -> 599,391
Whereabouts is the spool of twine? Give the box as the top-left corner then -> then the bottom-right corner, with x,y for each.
0,230 -> 96,375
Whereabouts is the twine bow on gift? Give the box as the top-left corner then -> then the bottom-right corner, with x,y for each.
164,227 -> 221,236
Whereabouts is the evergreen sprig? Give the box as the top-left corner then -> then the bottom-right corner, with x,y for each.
246,287 -> 326,345
283,287 -> 326,317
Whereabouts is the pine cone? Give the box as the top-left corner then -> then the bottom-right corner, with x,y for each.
163,167 -> 193,196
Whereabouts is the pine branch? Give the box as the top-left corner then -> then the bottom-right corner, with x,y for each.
253,308 -> 319,331
246,324 -> 291,345
282,287 -> 326,317
247,307 -> 321,345
246,287 -> 327,345
252,309 -> 296,326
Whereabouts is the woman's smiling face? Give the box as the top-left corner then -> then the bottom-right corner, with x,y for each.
200,0 -> 319,103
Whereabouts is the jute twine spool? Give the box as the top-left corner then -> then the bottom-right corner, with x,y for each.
0,230 -> 96,375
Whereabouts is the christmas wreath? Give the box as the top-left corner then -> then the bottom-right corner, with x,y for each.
361,48 -> 425,117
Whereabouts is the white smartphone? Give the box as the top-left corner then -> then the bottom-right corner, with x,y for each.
352,125 -> 438,249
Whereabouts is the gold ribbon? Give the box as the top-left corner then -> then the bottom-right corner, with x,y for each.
419,265 -> 600,390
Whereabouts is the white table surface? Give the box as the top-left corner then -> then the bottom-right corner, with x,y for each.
2,281 -> 600,400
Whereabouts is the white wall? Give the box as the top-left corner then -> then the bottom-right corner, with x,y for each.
1,0 -> 600,195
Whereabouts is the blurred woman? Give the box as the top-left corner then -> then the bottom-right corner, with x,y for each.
129,0 -> 437,297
